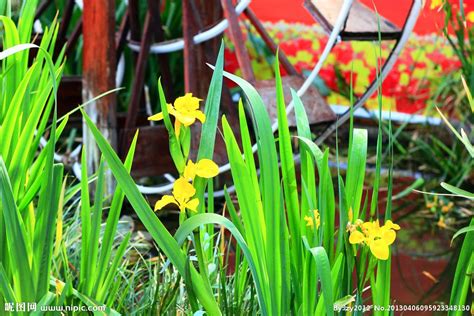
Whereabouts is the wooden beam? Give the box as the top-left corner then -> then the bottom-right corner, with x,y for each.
182,0 -> 198,94
120,13 -> 153,155
58,0 -> 75,43
65,18 -> 82,57
148,0 -> 173,98
35,0 -> 52,20
220,0 -> 255,83
115,9 -> 129,62
82,0 -> 117,194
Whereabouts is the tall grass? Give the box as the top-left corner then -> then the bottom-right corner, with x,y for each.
437,82 -> 474,316
0,2 -> 67,308
81,41 -> 399,314
0,6 -> 142,313
0,6 -> 406,314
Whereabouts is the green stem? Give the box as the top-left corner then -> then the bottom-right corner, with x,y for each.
193,229 -> 214,295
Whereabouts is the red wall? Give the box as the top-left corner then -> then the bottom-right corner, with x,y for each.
249,0 -> 472,35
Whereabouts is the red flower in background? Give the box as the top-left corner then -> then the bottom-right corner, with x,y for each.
319,67 -> 337,91
222,17 -> 463,115
426,51 -> 461,72
279,41 -> 299,57
224,48 -> 239,74
332,44 -> 360,65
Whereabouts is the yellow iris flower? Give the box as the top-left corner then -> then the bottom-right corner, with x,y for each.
429,0 -> 442,10
184,159 -> 219,181
148,93 -> 206,137
437,217 -> 447,229
154,159 -> 219,213
304,209 -> 321,229
154,177 -> 200,213
349,219 -> 400,260
468,12 -> 474,23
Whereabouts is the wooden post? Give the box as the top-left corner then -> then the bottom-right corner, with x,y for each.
182,0 -> 234,162
221,0 -> 255,83
182,0 -> 199,95
82,0 -> 117,195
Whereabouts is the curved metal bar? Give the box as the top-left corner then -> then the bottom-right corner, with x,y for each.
315,0 -> 423,145
127,0 -> 252,54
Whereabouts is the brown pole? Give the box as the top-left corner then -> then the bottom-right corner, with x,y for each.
82,0 -> 117,194
220,0 -> 255,83
182,0 -> 198,95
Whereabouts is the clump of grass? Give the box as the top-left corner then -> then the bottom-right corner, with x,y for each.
0,7 -> 413,314
81,41 -> 400,314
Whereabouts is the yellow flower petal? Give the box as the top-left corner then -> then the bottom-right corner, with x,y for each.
370,239 -> 389,260
167,104 -> 177,116
349,230 -> 366,244
362,221 -> 375,233
304,215 -> 314,228
148,112 -> 164,121
149,104 -> 175,121
313,210 -> 320,228
185,198 -> 200,212
154,195 -> 178,211
174,111 -> 197,127
430,0 -> 442,10
468,12 -> 474,23
174,93 -> 201,112
195,159 -> 219,178
385,220 -> 400,230
176,112 -> 196,126
193,110 -> 206,123
184,160 -> 197,180
304,210 -> 320,229
381,229 -> 396,245
55,279 -> 64,296
174,120 -> 182,137
173,177 -> 196,200
437,217 -> 447,229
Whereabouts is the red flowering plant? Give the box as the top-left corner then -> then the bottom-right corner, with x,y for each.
223,21 -> 461,115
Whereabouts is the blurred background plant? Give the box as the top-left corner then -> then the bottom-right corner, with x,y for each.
435,79 -> 474,315
390,0 -> 473,233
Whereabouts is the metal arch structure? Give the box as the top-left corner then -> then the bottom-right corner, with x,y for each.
127,0 -> 252,55
314,0 -> 423,146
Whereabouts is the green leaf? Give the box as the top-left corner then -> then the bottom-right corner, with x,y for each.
0,263 -> 17,303
174,213 -> 268,316
94,133 -> 138,300
157,79 -> 185,173
0,157 -> 35,302
197,43 -> 224,160
81,109 -> 221,314
448,219 -> 474,316
194,43 -> 224,211
345,129 -> 368,219
441,182 -> 474,199
451,223 -> 474,244
304,243 -> 334,316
